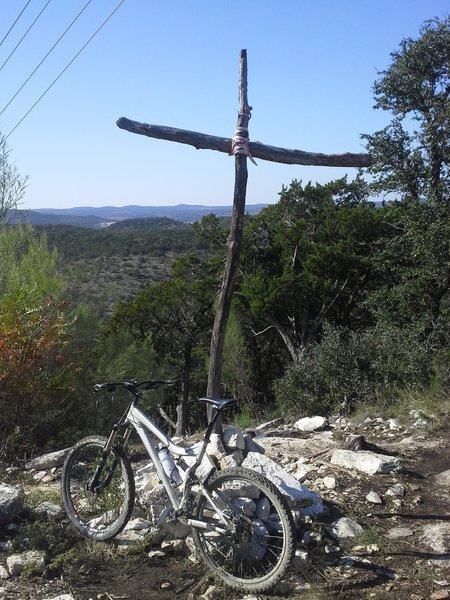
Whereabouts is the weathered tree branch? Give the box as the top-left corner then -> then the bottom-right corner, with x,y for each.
116,117 -> 371,168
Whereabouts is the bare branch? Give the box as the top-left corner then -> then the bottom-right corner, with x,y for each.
116,118 -> 372,168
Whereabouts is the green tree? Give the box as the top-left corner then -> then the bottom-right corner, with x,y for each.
365,200 -> 450,333
362,18 -> 450,338
0,227 -> 76,458
240,177 -> 382,363
363,17 -> 449,205
0,134 -> 27,223
110,254 -> 217,435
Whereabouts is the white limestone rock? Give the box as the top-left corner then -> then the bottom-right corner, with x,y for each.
206,434 -> 226,460
241,452 -> 325,516
33,502 -> 65,521
366,491 -> 383,504
6,550 -> 46,576
222,427 -> 246,451
25,448 -> 70,470
243,433 -> 265,455
294,416 -> 327,432
124,517 -> 152,531
386,483 -> 406,497
254,418 -> 284,431
330,517 -> 363,539
421,522 -> 450,553
331,449 -> 402,475
434,469 -> 450,487
0,484 -> 24,526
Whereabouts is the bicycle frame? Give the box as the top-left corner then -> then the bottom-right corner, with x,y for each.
126,403 -> 199,509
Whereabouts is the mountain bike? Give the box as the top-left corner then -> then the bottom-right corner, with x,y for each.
61,379 -> 295,592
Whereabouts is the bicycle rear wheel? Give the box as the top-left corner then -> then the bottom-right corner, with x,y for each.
192,467 -> 295,592
61,436 -> 135,541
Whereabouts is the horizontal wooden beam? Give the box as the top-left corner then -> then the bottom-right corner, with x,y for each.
116,117 -> 371,168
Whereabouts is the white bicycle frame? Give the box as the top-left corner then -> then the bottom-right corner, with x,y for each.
124,403 -> 230,534
126,403 -> 198,509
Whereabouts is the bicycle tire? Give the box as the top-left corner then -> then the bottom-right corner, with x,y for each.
61,435 -> 135,541
192,467 -> 295,592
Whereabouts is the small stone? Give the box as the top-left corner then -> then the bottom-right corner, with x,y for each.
148,550 -> 165,559
219,452 -> 239,469
206,433 -> 226,459
0,484 -> 24,527
6,550 -> 46,576
330,517 -> 363,539
161,539 -> 185,554
386,527 -> 414,539
323,476 -> 336,489
254,418 -> 284,431
34,502 -> 65,521
124,517 -> 152,531
366,491 -> 383,504
160,581 -> 173,590
0,565 -> 9,580
222,427 -> 245,451
385,483 -> 406,497
434,470 -> 450,487
430,590 -> 450,599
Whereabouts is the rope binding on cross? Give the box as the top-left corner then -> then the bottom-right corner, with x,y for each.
229,108 -> 257,165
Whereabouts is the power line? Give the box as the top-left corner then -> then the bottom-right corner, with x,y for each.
0,0 -> 94,117
0,0 -> 33,49
6,0 -> 126,140
0,0 -> 54,74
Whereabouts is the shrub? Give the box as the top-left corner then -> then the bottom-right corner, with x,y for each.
274,322 -> 435,418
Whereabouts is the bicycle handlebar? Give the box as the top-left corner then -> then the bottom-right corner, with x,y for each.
93,379 -> 174,394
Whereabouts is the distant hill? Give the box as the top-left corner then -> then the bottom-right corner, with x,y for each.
8,210 -> 105,228
109,217 -> 187,231
9,203 -> 268,228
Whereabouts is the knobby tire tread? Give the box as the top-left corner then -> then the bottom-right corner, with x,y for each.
192,466 -> 295,592
61,435 -> 135,541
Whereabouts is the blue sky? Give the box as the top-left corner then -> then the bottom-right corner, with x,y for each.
0,0 -> 447,210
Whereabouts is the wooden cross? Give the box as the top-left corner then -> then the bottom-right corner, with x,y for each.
117,50 -> 371,419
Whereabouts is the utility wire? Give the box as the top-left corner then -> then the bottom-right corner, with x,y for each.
0,0 -> 53,74
0,0 -> 94,117
6,0 -> 126,139
0,0 -> 33,50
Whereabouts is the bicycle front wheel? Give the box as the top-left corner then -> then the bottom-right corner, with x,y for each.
192,467 -> 295,592
61,436 -> 135,541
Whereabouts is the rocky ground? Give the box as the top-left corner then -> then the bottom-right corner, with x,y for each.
0,408 -> 449,600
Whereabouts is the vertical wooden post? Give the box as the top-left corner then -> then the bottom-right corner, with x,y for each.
206,50 -> 251,429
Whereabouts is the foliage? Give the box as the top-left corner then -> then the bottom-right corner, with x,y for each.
363,17 -> 449,204
109,253 -> 218,434
221,303 -> 256,406
274,322 -> 435,418
240,177 -> 383,363
37,222 -> 200,261
0,134 -> 28,224
365,199 -> 450,332
0,226 -> 77,459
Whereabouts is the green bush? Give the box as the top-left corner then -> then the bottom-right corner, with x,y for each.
274,322 -> 435,418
